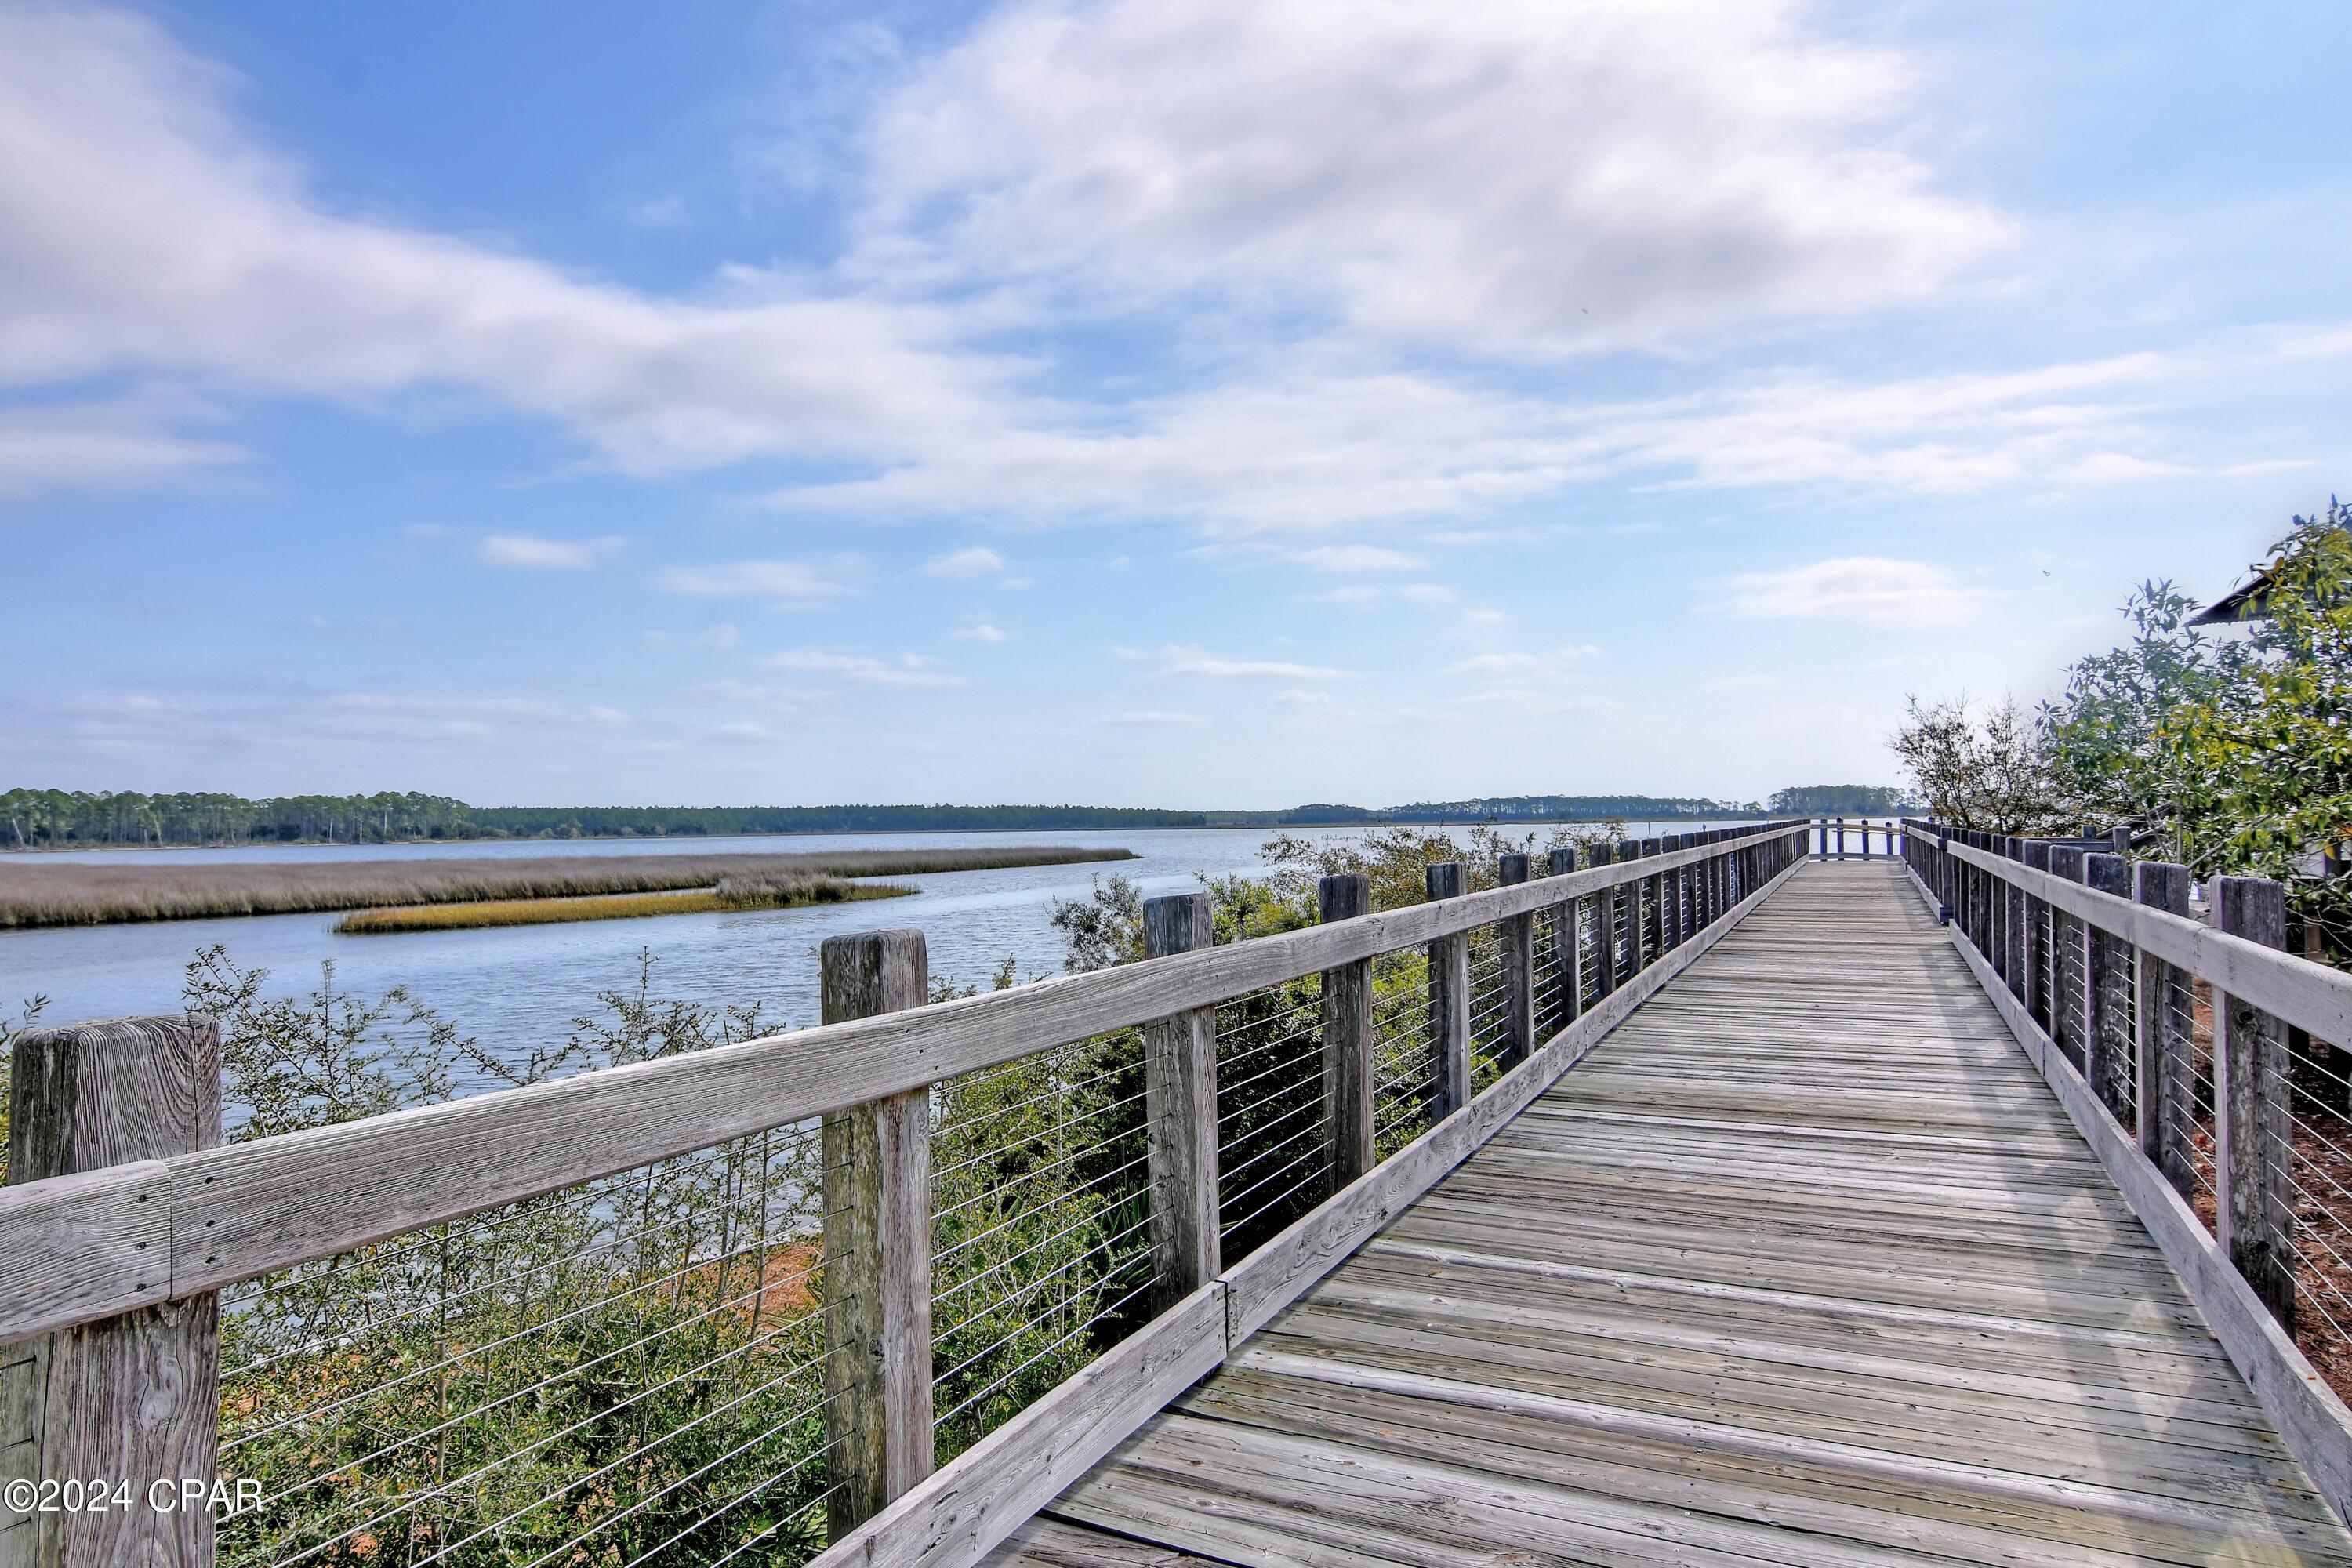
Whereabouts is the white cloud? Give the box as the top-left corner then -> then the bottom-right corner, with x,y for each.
862,0 -> 2006,353
656,558 -> 863,606
924,545 -> 1007,577
694,623 -> 742,650
1402,584 -> 1461,607
477,532 -> 625,570
951,622 -> 1010,642
1715,557 -> 1985,627
1292,544 -> 1421,573
0,6 -> 1019,480
1160,644 -> 1352,681
0,397 -> 243,494
767,648 -> 967,687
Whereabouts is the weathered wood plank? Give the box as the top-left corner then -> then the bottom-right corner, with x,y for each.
2,1015 -> 222,1568
822,931 -> 936,1539
1142,894 -> 1218,1305
1422,862 -> 1469,1121
1318,874 -> 1375,1187
2217,876 -> 2296,1327
1496,855 -> 1534,1070
817,1286 -> 1226,1568
1907,857 -> 2352,1530
1218,855 -> 1804,1344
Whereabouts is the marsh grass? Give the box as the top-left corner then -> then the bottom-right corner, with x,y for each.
332,877 -> 916,934
0,844 -> 1135,928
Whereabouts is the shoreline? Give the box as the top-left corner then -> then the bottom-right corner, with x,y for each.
0,814 -> 1787,857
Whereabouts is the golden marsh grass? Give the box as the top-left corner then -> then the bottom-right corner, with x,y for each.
333,877 -> 915,934
0,844 -> 1136,928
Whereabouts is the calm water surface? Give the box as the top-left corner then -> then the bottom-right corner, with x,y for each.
0,822 -> 1754,1088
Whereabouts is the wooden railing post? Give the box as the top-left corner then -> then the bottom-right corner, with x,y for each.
1547,848 -> 1581,1030
1497,855 -> 1535,1069
2021,840 -> 2053,1032
1639,838 -> 1663,970
1424,862 -> 1470,1120
2134,861 -> 2195,1197
1675,832 -> 1693,945
1318,874 -> 1376,1185
1588,844 -> 1620,1002
2,1016 -> 221,1568
820,931 -> 934,1539
2003,837 -> 2028,1006
2216,877 -> 2296,1327
2083,853 -> 2133,1120
1612,840 -> 1639,990
1142,893 -> 1218,1308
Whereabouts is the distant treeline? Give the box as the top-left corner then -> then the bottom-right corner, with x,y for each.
2,786 -> 1905,850
1764,785 -> 1918,816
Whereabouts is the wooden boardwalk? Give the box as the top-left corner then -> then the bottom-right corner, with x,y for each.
989,862 -> 2352,1568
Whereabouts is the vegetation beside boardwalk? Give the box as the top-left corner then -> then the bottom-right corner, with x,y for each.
0,844 -> 1135,929
332,876 -> 915,934
1895,500 -> 2350,953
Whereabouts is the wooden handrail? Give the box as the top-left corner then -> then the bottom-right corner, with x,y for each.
0,822 -> 1807,1348
1919,824 -> 2352,1047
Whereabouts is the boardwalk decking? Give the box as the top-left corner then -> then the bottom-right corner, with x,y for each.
989,862 -> 2352,1568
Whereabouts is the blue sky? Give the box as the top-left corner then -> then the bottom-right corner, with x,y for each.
5,1 -> 2347,808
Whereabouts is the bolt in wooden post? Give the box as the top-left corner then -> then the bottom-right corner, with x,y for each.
820,931 -> 934,1540
2216,877 -> 2295,1327
1142,893 -> 1218,1309
2083,854 -> 2133,1121
1425,862 -> 1471,1121
1547,848 -> 1581,1030
2134,862 -> 2195,1198
1318,873 -> 1377,1185
2,1016 -> 221,1568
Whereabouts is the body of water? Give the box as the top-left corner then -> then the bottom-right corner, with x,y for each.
1,821 -> 1759,1087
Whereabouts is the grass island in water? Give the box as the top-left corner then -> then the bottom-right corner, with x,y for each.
334,873 -> 916,934
0,844 -> 1137,928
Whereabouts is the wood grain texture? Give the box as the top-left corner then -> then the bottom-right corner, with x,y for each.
1423,862 -> 1470,1122
1318,873 -> 1376,1186
1142,894 -> 1218,1305
2217,877 -> 2296,1328
2,1016 -> 221,1568
1218,853 -> 1804,1345
1910,856 -> 2352,1530
1026,862 -> 2352,1568
813,1285 -> 1226,1568
1544,848 -> 1581,1033
822,931 -> 937,1540
1496,855 -> 1534,1071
